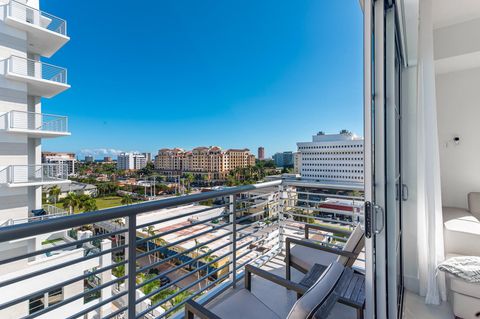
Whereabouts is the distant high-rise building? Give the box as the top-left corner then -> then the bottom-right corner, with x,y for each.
258,147 -> 265,160
297,131 -> 364,183
142,152 -> 152,162
85,155 -> 94,163
272,152 -> 294,168
103,156 -> 113,163
293,152 -> 301,174
42,151 -> 76,175
117,153 -> 147,170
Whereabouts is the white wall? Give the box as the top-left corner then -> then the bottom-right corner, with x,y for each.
436,66 -> 480,208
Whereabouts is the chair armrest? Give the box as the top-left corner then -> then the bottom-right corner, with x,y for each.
305,224 -> 351,239
286,237 -> 357,260
185,299 -> 222,319
245,264 -> 307,295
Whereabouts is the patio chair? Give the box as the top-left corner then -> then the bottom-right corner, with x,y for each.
285,224 -> 364,280
185,261 -> 352,319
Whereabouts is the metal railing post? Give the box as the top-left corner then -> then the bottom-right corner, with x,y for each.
278,185 -> 285,252
127,215 -> 137,319
228,194 -> 237,288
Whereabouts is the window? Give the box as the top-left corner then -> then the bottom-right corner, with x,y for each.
29,293 -> 45,314
48,288 -> 63,306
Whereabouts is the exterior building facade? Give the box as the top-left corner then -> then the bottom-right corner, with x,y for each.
42,151 -> 76,176
257,146 -> 265,160
272,151 -> 294,168
0,3 -> 111,318
116,152 -> 147,171
297,132 -> 364,183
142,152 -> 152,163
84,155 -> 94,163
103,156 -> 112,163
154,146 -> 255,180
293,152 -> 301,174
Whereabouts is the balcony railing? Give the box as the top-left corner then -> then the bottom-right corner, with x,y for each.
7,0 -> 67,36
0,164 -> 69,186
0,180 -> 364,318
7,55 -> 67,84
0,110 -> 68,135
0,205 -> 70,227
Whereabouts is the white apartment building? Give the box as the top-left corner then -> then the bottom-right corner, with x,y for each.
117,152 -> 147,170
0,2 -> 110,318
42,151 -> 76,176
297,132 -> 364,183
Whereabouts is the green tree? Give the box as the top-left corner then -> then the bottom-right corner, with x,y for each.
63,192 -> 80,214
79,196 -> 98,212
121,194 -> 133,205
143,226 -> 156,264
182,173 -> 195,193
48,185 -> 61,205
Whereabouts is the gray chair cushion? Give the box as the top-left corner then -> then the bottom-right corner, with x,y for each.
287,262 -> 344,319
290,243 -> 338,270
208,288 -> 280,319
468,192 -> 480,221
443,207 -> 480,256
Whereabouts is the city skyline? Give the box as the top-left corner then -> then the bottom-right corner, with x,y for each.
41,0 -> 363,157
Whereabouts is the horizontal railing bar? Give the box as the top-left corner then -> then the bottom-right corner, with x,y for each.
287,190 -> 364,200
136,220 -> 232,261
102,306 -> 127,319
65,290 -> 128,319
137,212 -> 230,245
136,230 -> 271,301
0,260 -> 127,310
25,275 -> 128,319
136,202 -> 231,230
136,249 -> 232,304
0,244 -> 126,288
150,247 -> 260,319
138,258 -> 235,318
0,229 -> 127,265
285,210 -> 355,226
8,110 -> 68,119
136,228 -> 233,274
0,180 -> 282,242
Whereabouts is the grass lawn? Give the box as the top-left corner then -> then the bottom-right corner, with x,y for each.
54,196 -> 140,213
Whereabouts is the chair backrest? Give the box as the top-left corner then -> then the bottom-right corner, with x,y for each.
336,224 -> 364,266
287,261 -> 345,319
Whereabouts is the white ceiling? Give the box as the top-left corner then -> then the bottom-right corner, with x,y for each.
432,0 -> 480,29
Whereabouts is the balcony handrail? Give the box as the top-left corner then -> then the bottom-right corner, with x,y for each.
7,109 -> 68,120
0,180 -> 283,243
8,0 -> 67,35
8,55 -> 67,73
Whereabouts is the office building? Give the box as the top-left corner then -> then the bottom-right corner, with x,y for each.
117,153 -> 147,170
142,152 -> 152,163
42,152 -> 76,176
272,151 -> 294,168
84,155 -> 94,163
293,152 -> 301,174
257,147 -> 265,160
297,131 -> 364,183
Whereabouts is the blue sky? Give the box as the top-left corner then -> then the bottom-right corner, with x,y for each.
42,0 -> 363,159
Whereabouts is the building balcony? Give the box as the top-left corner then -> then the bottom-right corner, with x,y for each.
0,110 -> 70,138
5,55 -> 70,98
0,164 -> 70,187
0,205 -> 70,227
0,180 -> 365,318
4,0 -> 69,57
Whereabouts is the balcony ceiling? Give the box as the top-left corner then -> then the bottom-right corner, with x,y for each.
5,72 -> 70,98
5,16 -> 69,58
432,0 -> 480,29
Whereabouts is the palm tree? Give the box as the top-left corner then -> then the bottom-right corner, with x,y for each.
63,192 -> 80,214
143,226 -> 155,264
79,198 -> 98,212
121,194 -> 133,205
48,185 -> 61,205
183,173 -> 194,193
194,239 -> 212,291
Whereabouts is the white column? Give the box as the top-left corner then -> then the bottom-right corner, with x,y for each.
99,239 -> 112,317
